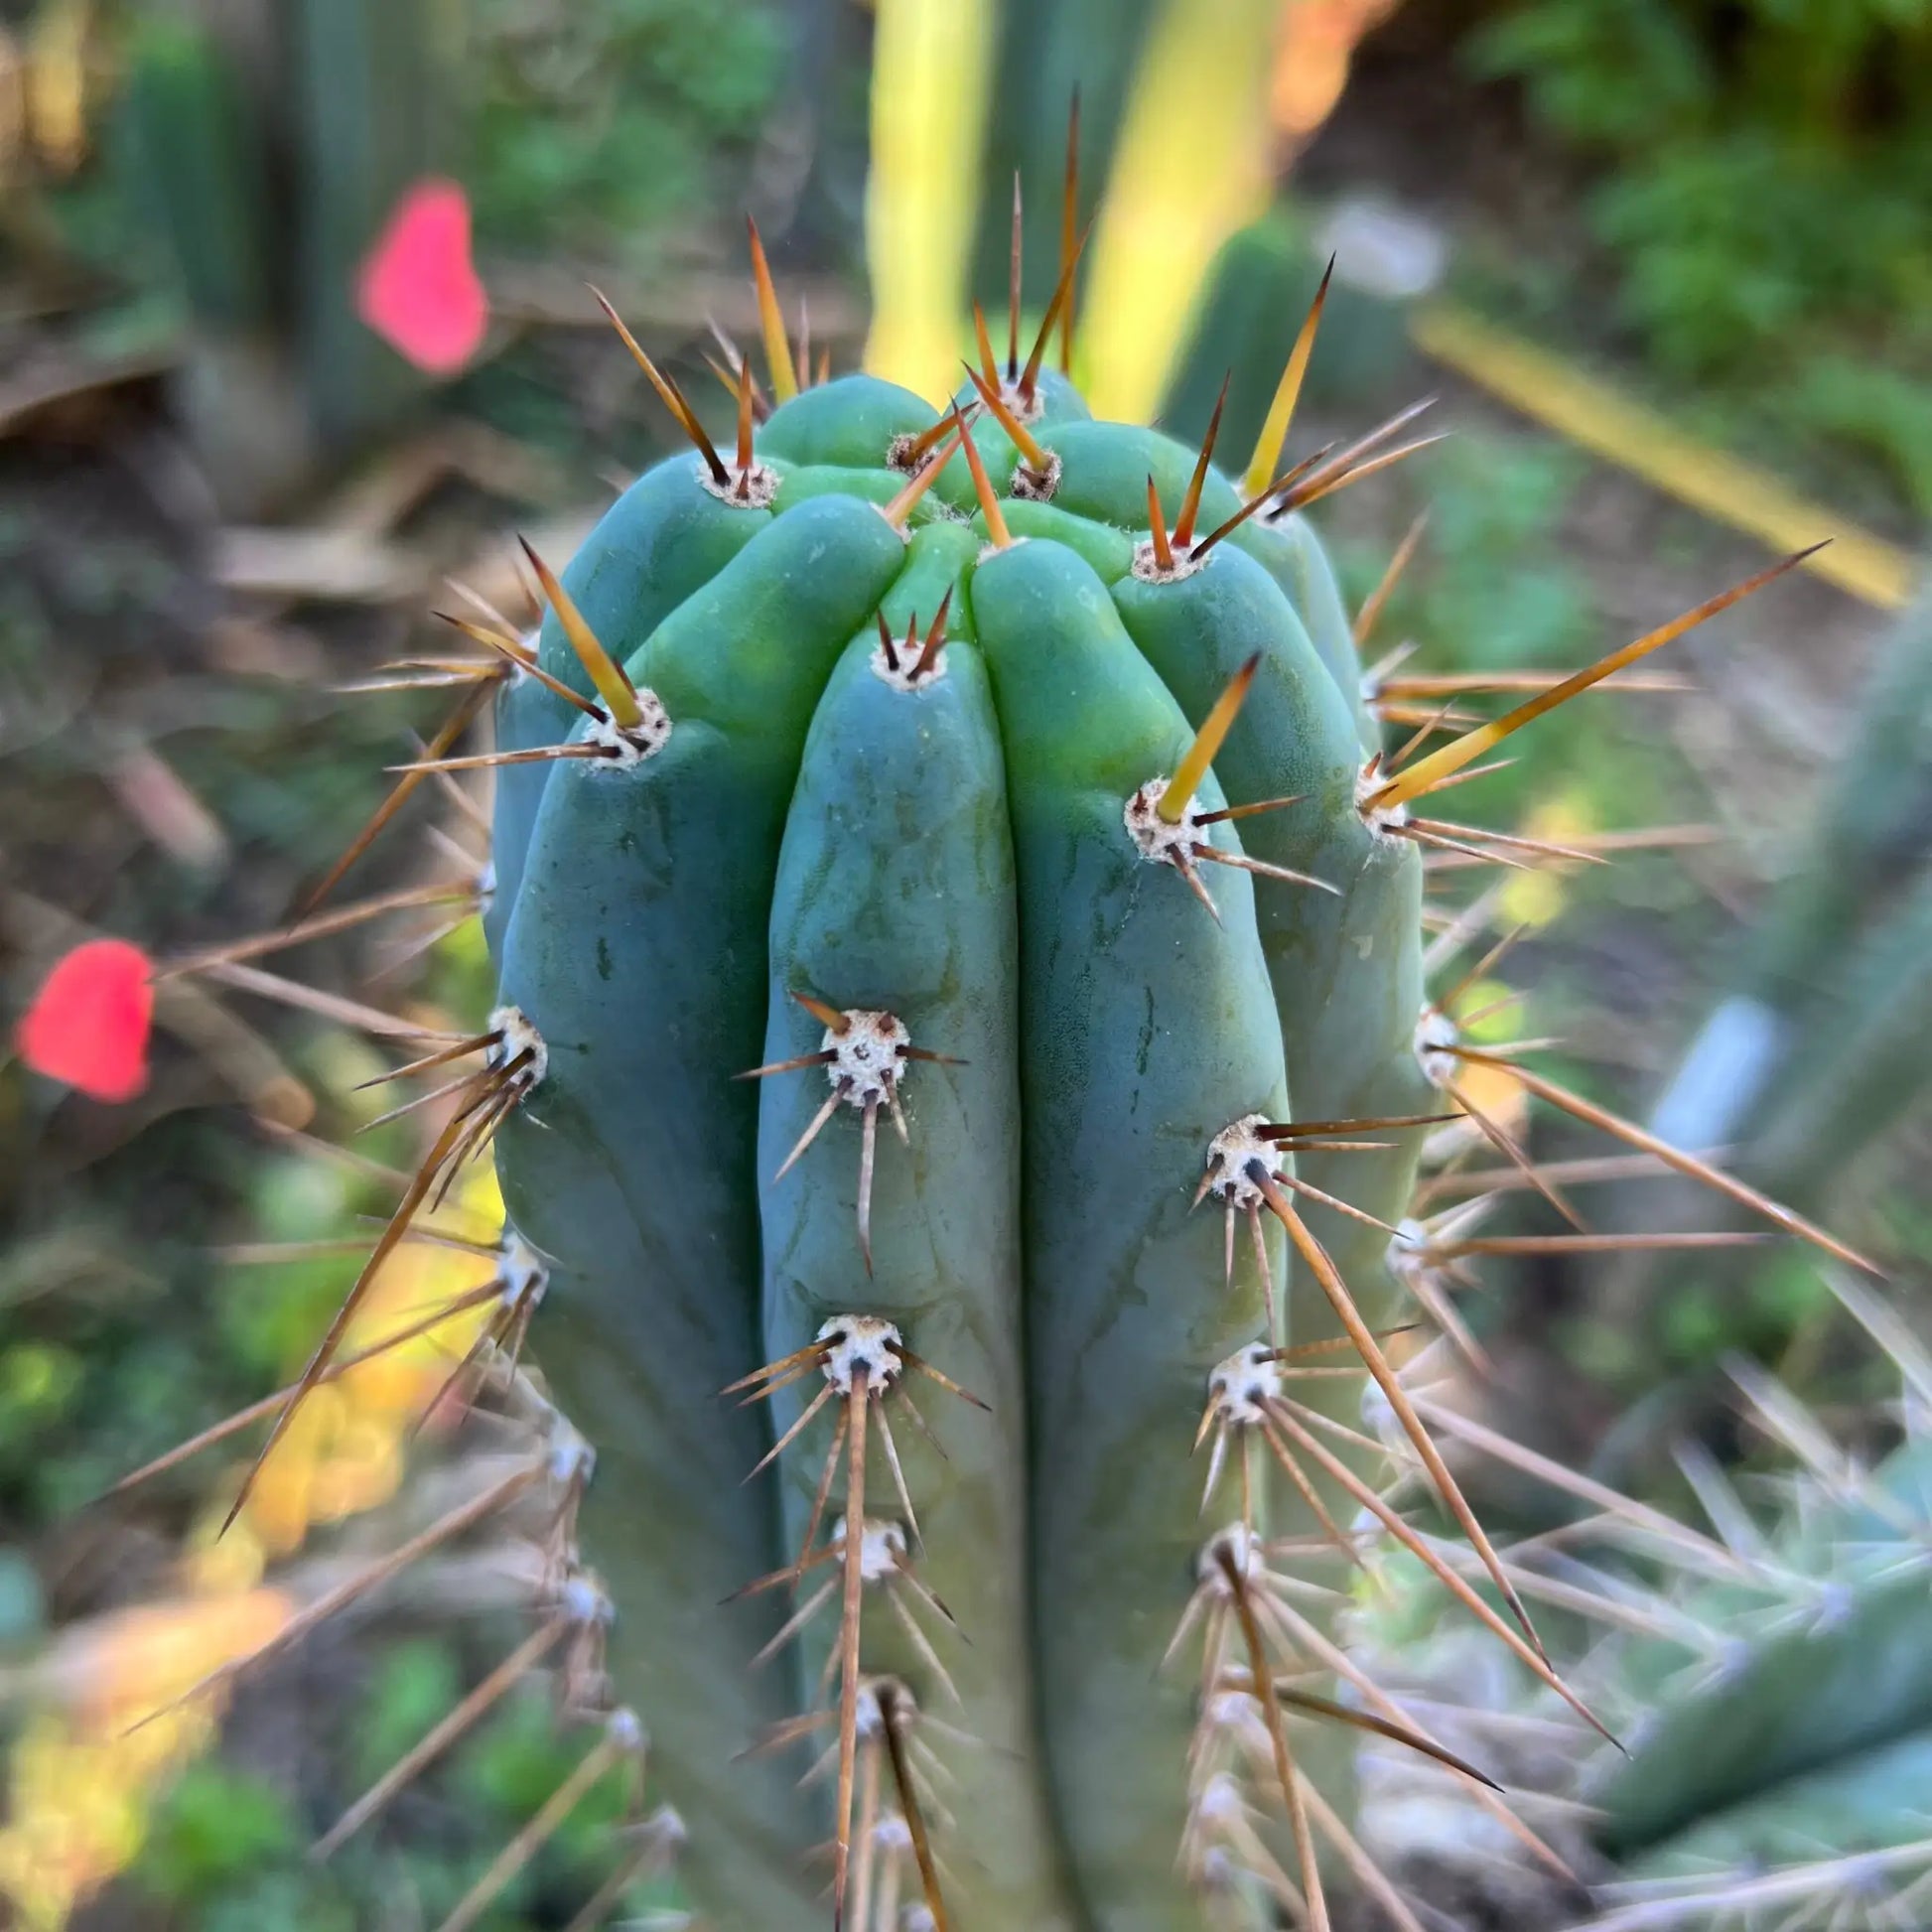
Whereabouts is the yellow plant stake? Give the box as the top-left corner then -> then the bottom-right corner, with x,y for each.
863,0 -> 996,400
25,0 -> 94,176
1079,0 -> 1280,422
1413,300 -> 1917,611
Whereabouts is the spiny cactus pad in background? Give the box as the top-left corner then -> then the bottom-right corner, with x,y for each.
1369,1270 -> 1932,1932
103,179 -> 1886,1932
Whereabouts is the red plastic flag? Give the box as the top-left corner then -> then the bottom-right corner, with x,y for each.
355,178 -> 488,375
17,939 -> 155,1103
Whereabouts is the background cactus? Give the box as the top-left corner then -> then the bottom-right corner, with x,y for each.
1393,1266 -> 1932,1931
1594,1429 -> 1932,1897
1163,213 -> 1422,453
1571,575 -> 1932,1383
117,0 -> 457,513
1651,572 -> 1932,1205
1309,1274 -> 1932,1932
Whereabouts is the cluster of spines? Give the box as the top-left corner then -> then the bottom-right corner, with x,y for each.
101,142 -> 1896,1932
729,1316 -> 985,1924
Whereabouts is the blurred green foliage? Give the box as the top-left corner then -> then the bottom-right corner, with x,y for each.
138,1763 -> 304,1909
468,0 -> 784,263
1467,0 -> 1932,515
1341,436 -> 1593,672
118,1642 -> 651,1928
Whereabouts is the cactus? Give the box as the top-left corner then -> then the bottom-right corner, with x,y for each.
1163,213 -> 1422,455
1423,1269 -> 1932,1930
393,241 -> 1467,1927
69,127 -> 1890,1930
1575,576 -> 1932,1367
1585,1294 -> 1932,1920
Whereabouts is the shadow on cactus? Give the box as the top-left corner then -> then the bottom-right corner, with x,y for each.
79,155 -> 1889,1932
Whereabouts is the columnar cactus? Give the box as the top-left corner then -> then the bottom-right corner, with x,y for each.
119,0 -> 455,512
125,203 -> 1873,1931
483,269 -> 1448,1926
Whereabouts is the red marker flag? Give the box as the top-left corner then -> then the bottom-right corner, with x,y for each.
17,940 -> 155,1103
355,178 -> 488,375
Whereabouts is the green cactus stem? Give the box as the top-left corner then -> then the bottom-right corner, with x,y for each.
1582,1414 -> 1932,1930
117,0 -> 454,513
471,272 -> 1449,1923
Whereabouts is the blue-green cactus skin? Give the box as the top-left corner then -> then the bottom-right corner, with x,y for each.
1112,543 -> 1431,1341
755,521 -> 1077,1923
487,371 -> 1420,1930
